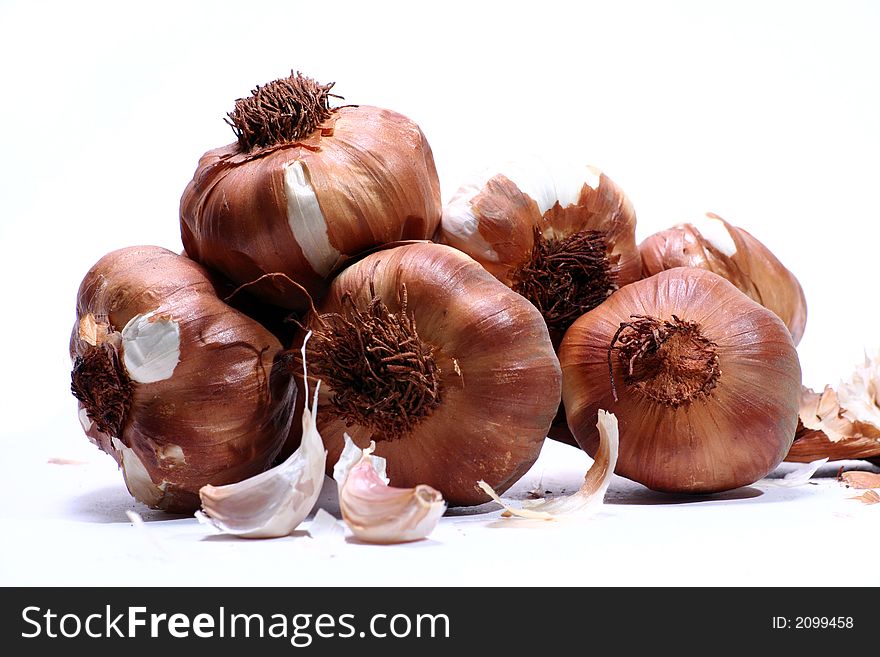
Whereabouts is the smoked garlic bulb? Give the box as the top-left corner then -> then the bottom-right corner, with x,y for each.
560,268 -> 801,494
180,72 -> 442,311
70,246 -> 296,512
439,158 -> 641,343
291,242 -> 562,506
640,213 -> 807,344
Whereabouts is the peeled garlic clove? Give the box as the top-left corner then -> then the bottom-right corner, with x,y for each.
197,335 -> 327,539
334,436 -> 445,544
180,72 -> 441,311
478,410 -> 618,520
639,213 -> 807,344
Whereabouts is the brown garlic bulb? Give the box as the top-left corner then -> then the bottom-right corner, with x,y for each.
180,72 -> 442,311
70,246 -> 296,512
560,267 -> 801,494
289,242 -> 562,506
639,213 -> 807,344
439,158 -> 641,344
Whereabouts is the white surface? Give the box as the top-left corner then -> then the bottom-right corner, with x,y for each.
1,0 -> 880,586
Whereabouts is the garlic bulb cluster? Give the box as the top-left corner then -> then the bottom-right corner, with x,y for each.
70,246 -> 296,512
640,213 -> 807,344
291,242 -> 563,506
180,72 -> 442,311
560,267 -> 801,493
439,157 -> 641,343
787,352 -> 880,462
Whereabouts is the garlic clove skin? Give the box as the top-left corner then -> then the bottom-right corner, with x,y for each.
334,436 -> 445,544
197,336 -> 327,539
786,367 -> 880,463
639,213 -> 807,344
479,409 -> 619,519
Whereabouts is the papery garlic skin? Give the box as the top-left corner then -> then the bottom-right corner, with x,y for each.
560,268 -> 801,494
334,436 -> 445,544
289,242 -> 562,506
70,246 -> 296,513
181,101 -> 441,310
786,376 -> 880,463
639,213 -> 807,344
479,409 -> 618,520
196,341 -> 325,539
439,157 -> 641,340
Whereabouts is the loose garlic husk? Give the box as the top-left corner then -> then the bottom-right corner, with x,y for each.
196,334 -> 326,539
286,242 -> 562,507
639,213 -> 807,344
333,435 -> 445,544
786,352 -> 880,463
560,267 -> 801,494
439,156 -> 641,343
478,410 -> 618,520
180,71 -> 441,311
70,246 -> 296,512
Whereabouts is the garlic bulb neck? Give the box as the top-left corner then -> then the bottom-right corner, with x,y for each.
71,341 -> 133,438
309,284 -> 441,440
226,71 -> 336,152
610,315 -> 720,408
512,228 -> 616,336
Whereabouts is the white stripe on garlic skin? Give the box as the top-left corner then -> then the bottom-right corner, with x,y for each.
689,213 -> 738,257
334,435 -> 446,544
121,312 -> 181,384
195,332 -> 327,539
478,409 -> 619,520
284,160 -> 343,277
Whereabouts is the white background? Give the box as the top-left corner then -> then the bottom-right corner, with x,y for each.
1,0 -> 878,586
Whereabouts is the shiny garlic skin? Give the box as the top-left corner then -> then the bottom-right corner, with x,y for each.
439,158 -> 642,344
639,213 -> 807,344
289,242 -> 562,507
560,267 -> 801,494
70,246 -> 296,513
180,73 -> 441,312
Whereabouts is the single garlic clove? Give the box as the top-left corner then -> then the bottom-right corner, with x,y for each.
197,334 -> 327,539
478,409 -> 619,520
334,435 -> 445,544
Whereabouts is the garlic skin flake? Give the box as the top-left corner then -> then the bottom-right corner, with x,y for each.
334,435 -> 445,544
837,351 -> 880,429
197,335 -> 327,539
478,410 -> 619,520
